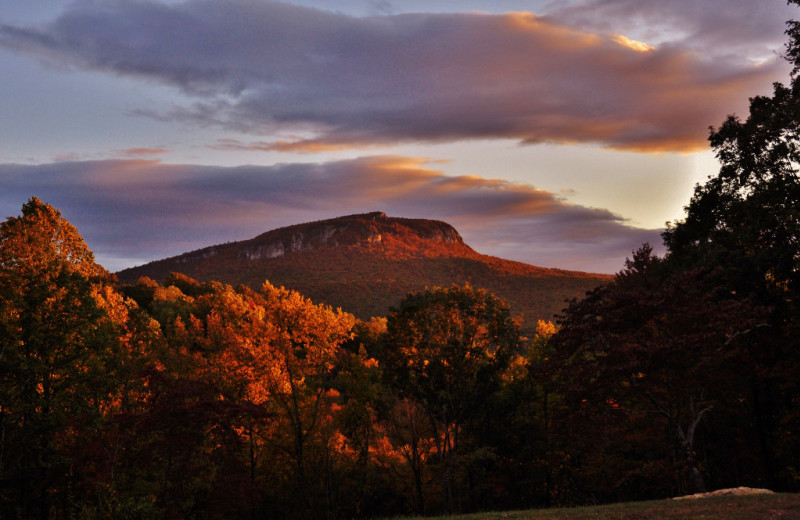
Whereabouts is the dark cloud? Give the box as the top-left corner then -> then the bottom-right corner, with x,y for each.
0,0 -> 787,152
0,157 -> 662,273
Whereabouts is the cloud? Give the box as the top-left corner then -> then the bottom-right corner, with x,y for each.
0,0 -> 787,153
113,147 -> 170,157
49,147 -> 170,162
207,138 -> 367,154
546,0 -> 794,62
0,156 -> 662,273
369,0 -> 394,15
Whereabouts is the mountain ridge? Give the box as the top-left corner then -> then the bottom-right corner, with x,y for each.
117,212 -> 611,324
168,211 -> 471,265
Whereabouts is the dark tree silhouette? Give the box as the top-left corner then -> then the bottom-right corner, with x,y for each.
662,1 -> 800,489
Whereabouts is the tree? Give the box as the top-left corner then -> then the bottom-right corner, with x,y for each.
333,318 -> 402,518
374,396 -> 435,515
382,284 -> 522,513
550,246 -> 769,497
488,320 -> 563,508
257,282 -> 355,516
196,281 -> 355,517
661,2 -> 800,489
0,198 -> 114,518
119,275 -> 359,518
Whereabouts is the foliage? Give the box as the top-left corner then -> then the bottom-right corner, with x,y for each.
0,199 -> 153,519
658,0 -> 800,492
383,284 -> 522,514
549,246 -> 770,499
532,1 -> 800,502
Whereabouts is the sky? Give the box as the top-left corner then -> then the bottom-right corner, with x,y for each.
0,0 -> 795,273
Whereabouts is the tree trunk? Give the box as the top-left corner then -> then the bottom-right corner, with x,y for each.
676,402 -> 712,494
683,443 -> 706,494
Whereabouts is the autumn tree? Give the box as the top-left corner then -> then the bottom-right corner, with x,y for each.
107,279 -> 269,519
382,284 -> 522,513
258,282 -> 355,516
482,320 -> 563,509
332,317 -> 407,518
190,281 -> 355,517
374,396 -> 436,515
120,279 -> 273,517
116,274 -> 360,518
0,198 -> 119,518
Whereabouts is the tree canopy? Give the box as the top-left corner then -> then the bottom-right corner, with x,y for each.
383,283 -> 522,512
549,1 -> 800,496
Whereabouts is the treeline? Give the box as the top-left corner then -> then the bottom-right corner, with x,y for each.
0,184 -> 798,520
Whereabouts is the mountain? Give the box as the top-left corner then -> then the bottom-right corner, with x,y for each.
116,212 -> 611,325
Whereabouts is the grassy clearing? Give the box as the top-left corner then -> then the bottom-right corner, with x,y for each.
388,493 -> 800,520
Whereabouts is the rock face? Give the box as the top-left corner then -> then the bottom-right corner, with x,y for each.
119,212 -> 474,282
228,211 -> 466,261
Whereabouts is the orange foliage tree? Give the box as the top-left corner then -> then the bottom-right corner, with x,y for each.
0,198 -> 155,518
168,280 -> 356,516
382,284 -> 522,514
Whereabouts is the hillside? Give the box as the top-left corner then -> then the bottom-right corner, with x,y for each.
116,212 -> 611,324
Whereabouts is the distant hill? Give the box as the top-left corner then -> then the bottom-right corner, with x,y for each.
116,212 -> 611,325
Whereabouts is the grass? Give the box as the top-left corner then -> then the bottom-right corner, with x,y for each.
388,493 -> 800,520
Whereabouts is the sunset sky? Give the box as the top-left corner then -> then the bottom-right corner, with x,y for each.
0,0 -> 794,273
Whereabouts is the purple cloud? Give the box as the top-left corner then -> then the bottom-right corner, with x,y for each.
0,156 -> 662,273
0,0 -> 788,152
547,0 -> 794,61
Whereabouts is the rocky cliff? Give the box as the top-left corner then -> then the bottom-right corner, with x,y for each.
238,211 -> 465,260
162,211 -> 469,266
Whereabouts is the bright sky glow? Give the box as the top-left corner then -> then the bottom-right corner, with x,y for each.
612,34 -> 655,52
0,0 -> 794,273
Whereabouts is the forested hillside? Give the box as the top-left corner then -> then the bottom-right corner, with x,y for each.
116,212 -> 610,325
